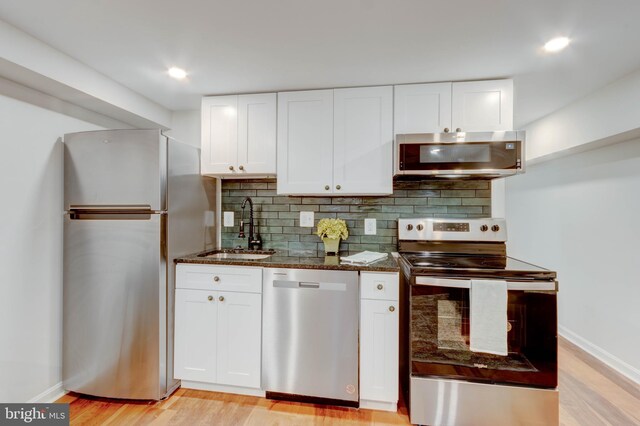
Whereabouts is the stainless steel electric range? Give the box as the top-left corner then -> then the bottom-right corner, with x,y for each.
397,218 -> 559,426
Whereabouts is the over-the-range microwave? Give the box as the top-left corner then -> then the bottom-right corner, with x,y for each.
395,131 -> 525,178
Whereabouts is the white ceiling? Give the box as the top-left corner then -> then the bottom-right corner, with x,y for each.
1,0 -> 640,127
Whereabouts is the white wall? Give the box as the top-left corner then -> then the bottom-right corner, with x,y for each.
506,137 -> 640,384
0,18 -> 172,128
167,110 -> 200,148
0,94 -> 104,402
525,67 -> 640,163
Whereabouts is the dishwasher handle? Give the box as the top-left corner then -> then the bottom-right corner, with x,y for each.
271,279 -> 346,291
273,280 -> 320,289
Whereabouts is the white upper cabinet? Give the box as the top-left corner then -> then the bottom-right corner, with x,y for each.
393,79 -> 513,135
201,95 -> 238,174
201,93 -> 276,176
237,94 -> 277,174
451,80 -> 513,132
333,86 -> 393,195
394,83 -> 452,134
277,89 -> 334,195
278,87 -> 393,196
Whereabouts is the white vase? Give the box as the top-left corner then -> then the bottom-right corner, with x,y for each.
322,237 -> 340,255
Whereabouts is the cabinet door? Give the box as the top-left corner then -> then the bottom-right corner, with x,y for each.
216,291 -> 262,388
451,80 -> 513,132
237,93 -> 277,175
333,86 -> 393,195
174,289 -> 217,383
360,299 -> 399,403
201,95 -> 238,174
394,83 -> 452,134
277,90 -> 334,195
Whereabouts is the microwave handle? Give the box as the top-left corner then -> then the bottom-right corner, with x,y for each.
414,276 -> 557,291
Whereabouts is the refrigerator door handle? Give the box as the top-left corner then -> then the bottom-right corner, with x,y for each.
68,205 -> 162,220
69,204 -> 153,211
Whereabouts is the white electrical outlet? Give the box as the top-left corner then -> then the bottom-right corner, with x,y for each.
204,210 -> 215,227
223,211 -> 234,227
364,218 -> 377,235
300,211 -> 314,227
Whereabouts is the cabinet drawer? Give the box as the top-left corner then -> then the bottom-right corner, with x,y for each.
176,264 -> 262,293
360,272 -> 399,301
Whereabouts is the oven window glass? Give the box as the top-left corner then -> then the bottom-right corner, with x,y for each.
419,144 -> 491,163
410,285 -> 557,388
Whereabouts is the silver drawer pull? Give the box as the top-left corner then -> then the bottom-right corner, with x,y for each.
208,295 -> 213,301
389,306 -> 395,312
219,296 -> 225,302
377,284 -> 384,290
213,276 -> 220,282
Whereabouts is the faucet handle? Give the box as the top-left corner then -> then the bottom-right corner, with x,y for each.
238,219 -> 246,238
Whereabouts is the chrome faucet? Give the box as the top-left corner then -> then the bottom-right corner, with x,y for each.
238,197 -> 262,250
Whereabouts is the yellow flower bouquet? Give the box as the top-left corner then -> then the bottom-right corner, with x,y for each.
316,218 -> 349,240
316,218 -> 348,254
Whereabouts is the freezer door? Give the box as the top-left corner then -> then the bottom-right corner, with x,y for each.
63,213 -> 166,400
64,129 -> 166,211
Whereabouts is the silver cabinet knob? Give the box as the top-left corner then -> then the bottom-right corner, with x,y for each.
456,128 -> 462,132
324,185 -> 330,190
213,276 -> 220,282
219,296 -> 225,302
444,128 -> 450,133
239,165 -> 244,171
377,284 -> 384,290
208,295 -> 213,301
336,185 -> 341,190
389,305 -> 395,312
228,165 -> 234,171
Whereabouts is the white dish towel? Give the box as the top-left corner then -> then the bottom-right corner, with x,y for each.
340,251 -> 388,265
470,279 -> 508,356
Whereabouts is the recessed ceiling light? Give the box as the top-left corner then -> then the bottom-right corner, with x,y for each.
544,37 -> 570,53
168,67 -> 188,80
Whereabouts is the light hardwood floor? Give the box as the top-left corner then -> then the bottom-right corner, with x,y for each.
57,338 -> 640,425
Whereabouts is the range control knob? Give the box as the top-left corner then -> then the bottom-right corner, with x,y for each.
480,225 -> 489,232
416,224 -> 424,231
491,225 -> 500,232
406,224 -> 414,231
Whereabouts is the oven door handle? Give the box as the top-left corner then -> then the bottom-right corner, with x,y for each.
414,276 -> 557,291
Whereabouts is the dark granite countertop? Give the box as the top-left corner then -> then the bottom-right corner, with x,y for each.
175,249 -> 400,272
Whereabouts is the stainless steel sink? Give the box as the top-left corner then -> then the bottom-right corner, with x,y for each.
205,252 -> 273,260
199,249 -> 276,261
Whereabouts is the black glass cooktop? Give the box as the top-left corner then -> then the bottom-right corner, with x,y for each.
400,253 -> 556,280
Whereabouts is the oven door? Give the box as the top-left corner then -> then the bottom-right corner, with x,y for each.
410,277 -> 557,388
397,140 -> 522,177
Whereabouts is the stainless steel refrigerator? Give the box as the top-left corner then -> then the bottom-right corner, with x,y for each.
63,129 -> 215,400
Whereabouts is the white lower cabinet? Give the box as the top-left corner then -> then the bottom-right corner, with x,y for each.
359,272 -> 399,411
216,291 -> 262,388
174,289 -> 218,383
174,264 -> 263,394
175,264 -> 401,410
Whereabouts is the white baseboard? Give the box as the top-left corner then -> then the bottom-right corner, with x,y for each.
28,382 -> 67,403
181,381 -> 265,397
359,399 -> 397,412
559,326 -> 640,385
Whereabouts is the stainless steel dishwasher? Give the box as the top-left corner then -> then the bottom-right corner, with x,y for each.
262,268 -> 359,406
